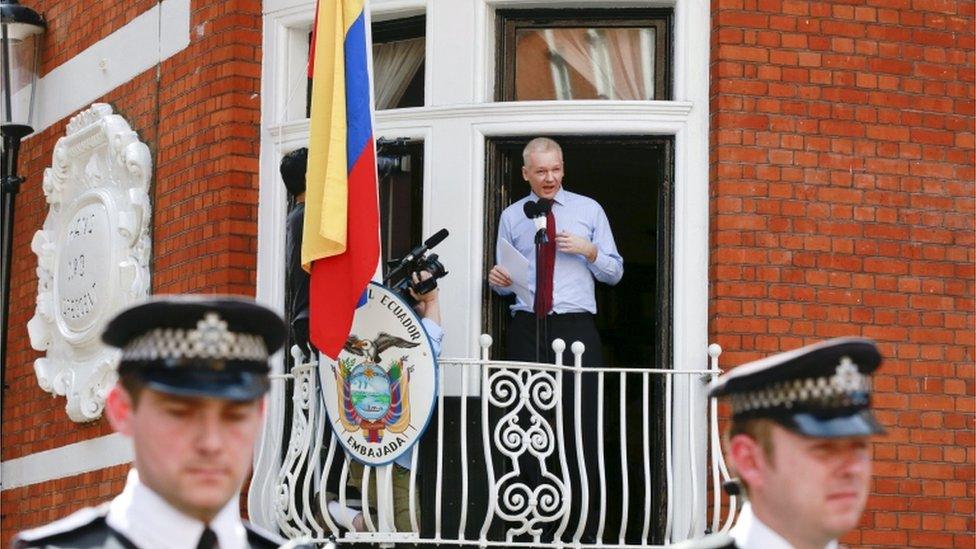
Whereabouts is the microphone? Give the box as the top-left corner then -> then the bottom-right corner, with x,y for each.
399,228 -> 449,265
424,227 -> 450,249
536,198 -> 553,215
523,200 -> 548,243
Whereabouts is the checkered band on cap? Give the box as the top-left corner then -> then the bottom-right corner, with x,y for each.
730,356 -> 871,415
121,312 -> 268,362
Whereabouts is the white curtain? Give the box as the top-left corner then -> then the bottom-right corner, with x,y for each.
373,38 -> 425,110
524,28 -> 652,100
606,28 -> 652,100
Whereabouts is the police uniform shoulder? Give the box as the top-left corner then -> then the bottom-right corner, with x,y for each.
244,521 -> 288,548
13,504 -> 113,548
670,532 -> 737,549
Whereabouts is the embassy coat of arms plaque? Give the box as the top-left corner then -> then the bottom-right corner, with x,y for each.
319,282 -> 438,466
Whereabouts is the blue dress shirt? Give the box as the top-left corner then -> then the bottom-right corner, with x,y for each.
493,188 -> 624,315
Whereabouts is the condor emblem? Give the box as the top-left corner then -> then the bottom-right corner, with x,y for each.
319,282 -> 438,466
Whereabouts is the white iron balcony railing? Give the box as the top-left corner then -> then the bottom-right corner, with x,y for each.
249,337 -> 738,547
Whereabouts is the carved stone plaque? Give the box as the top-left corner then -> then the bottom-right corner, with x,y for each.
27,103 -> 152,422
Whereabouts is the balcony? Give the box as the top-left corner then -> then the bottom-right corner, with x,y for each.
248,337 -> 738,547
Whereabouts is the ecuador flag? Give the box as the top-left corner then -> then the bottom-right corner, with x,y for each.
303,0 -> 379,359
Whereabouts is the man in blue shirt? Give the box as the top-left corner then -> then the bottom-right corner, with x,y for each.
488,137 -> 623,543
488,136 -> 623,367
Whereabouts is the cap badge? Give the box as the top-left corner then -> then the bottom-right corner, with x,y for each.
189,313 -> 234,358
831,357 -> 864,392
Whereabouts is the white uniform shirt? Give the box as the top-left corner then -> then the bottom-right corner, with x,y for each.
106,469 -> 249,549
731,502 -> 839,549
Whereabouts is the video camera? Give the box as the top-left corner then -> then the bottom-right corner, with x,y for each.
383,228 -> 450,304
377,137 -> 408,178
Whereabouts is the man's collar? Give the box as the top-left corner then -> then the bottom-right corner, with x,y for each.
106,469 -> 248,549
528,187 -> 567,206
730,502 -> 839,549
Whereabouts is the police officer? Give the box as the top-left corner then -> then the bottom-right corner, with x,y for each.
679,337 -> 884,549
14,295 -> 291,548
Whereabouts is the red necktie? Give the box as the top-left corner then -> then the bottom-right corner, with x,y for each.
534,207 -> 556,318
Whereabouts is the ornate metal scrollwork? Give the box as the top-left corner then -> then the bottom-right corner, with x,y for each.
486,367 -> 568,539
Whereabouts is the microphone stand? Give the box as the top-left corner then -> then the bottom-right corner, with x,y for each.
534,227 -> 546,364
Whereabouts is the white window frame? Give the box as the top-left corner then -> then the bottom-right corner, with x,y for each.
256,0 -> 710,540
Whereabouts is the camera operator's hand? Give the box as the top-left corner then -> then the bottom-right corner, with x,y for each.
488,265 -> 512,288
410,271 -> 441,324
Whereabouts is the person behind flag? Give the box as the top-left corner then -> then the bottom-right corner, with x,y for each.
487,136 -> 623,542
14,296 -> 295,549
280,147 -> 313,356
676,337 -> 884,549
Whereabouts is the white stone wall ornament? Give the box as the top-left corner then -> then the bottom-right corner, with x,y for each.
27,103 -> 153,422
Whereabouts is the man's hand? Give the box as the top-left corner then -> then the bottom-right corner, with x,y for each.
555,231 -> 597,263
410,271 -> 437,304
409,271 -> 440,323
488,265 -> 513,287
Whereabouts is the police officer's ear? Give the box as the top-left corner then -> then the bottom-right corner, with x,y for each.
726,433 -> 769,493
105,384 -> 135,436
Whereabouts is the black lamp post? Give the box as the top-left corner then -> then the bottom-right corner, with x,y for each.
1,0 -> 44,391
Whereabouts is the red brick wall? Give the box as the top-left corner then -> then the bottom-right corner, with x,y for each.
153,0 -> 263,294
710,0 -> 974,548
1,0 -> 263,542
35,0 -> 158,74
0,465 -> 129,537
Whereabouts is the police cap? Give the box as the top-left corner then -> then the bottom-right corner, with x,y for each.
709,337 -> 884,438
102,295 -> 286,401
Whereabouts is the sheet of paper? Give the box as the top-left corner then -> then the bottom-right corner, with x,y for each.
498,238 -> 533,305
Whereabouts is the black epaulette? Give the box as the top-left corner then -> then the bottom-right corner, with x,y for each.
12,503 -> 133,549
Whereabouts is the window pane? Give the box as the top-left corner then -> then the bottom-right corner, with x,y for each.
377,140 -> 424,266
372,15 -> 426,109
514,27 -> 656,101
373,37 -> 425,109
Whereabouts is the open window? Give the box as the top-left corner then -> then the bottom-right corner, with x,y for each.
482,136 -> 674,542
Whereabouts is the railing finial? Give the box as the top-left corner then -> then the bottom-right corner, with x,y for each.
480,334 -> 493,361
552,338 -> 566,354
290,344 -> 306,365
707,343 -> 722,360
571,341 -> 585,356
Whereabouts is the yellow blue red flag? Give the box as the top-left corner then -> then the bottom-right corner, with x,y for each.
303,0 -> 379,359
